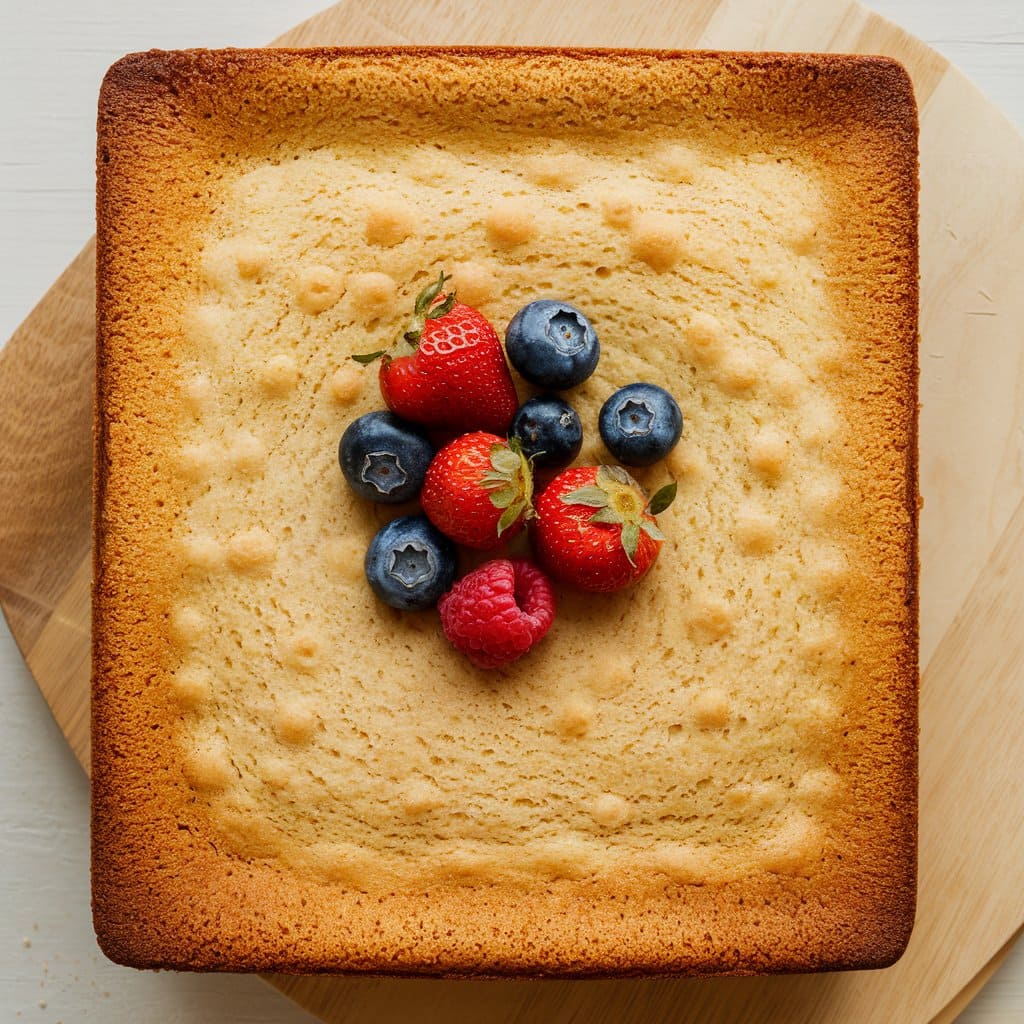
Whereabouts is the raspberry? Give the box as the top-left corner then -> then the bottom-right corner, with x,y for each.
439,559 -> 556,668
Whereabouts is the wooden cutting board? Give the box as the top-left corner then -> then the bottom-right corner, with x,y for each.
1,0 -> 1022,1021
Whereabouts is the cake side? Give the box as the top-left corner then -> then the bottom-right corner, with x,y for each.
93,51 -> 219,966
93,48 -> 917,974
808,55 -> 919,966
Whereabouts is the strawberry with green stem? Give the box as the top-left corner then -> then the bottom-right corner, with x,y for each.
421,432 -> 535,550
532,465 -> 676,592
353,272 -> 519,436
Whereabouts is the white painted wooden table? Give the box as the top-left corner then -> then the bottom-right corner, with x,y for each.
1,2 -> 1021,1021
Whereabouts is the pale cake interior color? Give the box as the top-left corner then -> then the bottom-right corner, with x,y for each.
170,131 -> 851,889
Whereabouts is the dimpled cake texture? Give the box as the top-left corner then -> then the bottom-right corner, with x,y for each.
93,49 -> 918,975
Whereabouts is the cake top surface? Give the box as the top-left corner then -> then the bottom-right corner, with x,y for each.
93,47 -> 918,975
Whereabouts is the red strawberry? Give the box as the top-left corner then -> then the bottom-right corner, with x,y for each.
421,432 -> 534,550
532,466 -> 676,592
439,559 -> 556,668
353,272 -> 519,435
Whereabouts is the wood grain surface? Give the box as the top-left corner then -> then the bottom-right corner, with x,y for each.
1,0 -> 1022,1021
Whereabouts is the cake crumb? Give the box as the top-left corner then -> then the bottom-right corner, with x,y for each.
653,844 -> 703,883
523,150 -> 586,189
684,311 -> 724,365
258,353 -> 299,396
530,838 -> 594,879
233,241 -> 271,280
329,364 -> 364,405
400,779 -> 443,816
600,192 -> 635,230
592,793 -> 631,829
228,431 -> 267,475
748,428 -> 789,481
807,549 -> 849,599
275,697 -> 319,745
325,536 -> 368,582
555,696 -> 595,738
183,737 -> 234,791
168,606 -> 205,647
348,272 -> 396,317
365,199 -> 415,247
652,143 -> 701,184
688,599 -> 734,643
486,199 -> 538,248
174,442 -> 217,482
717,352 -> 760,396
182,303 -> 230,352
629,212 -> 685,272
451,261 -> 498,307
170,666 -> 211,710
295,264 -> 344,315
181,533 -> 222,573
693,688 -> 731,728
182,373 -> 213,416
768,360 -> 805,406
665,442 -> 708,482
226,528 -> 277,572
735,507 -> 777,555
281,632 -> 322,673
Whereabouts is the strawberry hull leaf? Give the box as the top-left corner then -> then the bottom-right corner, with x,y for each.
561,485 -> 610,508
351,349 -> 386,364
590,507 -> 624,525
647,481 -> 678,516
414,272 -> 449,315
404,272 -> 457,347
497,500 -> 526,536
640,520 -> 666,541
426,292 -> 457,320
599,465 -> 637,488
489,486 -> 518,510
490,447 -> 522,475
621,521 -> 641,567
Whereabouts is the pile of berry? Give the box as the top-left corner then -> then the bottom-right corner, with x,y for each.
339,272 -> 681,668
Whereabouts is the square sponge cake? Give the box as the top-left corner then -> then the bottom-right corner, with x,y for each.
93,48 -> 918,974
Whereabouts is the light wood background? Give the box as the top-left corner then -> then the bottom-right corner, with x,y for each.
1,1 -> 1022,1022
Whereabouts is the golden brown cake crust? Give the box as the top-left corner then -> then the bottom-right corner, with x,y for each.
93,48 -> 918,975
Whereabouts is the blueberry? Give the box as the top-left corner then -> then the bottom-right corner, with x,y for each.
598,383 -> 683,467
364,515 -> 456,610
510,396 -> 583,469
505,300 -> 600,390
339,411 -> 433,504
